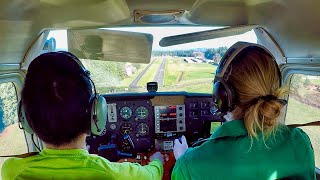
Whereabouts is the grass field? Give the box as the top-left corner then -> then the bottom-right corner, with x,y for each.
164,58 -> 216,84
164,57 -> 181,86
286,98 -> 320,168
0,123 -> 28,178
310,78 -> 320,85
286,98 -> 320,124
210,122 -> 222,134
161,58 -> 217,93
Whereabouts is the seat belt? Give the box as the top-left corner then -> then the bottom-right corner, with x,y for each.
287,121 -> 320,128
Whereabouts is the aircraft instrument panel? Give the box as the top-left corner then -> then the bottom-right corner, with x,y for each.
86,93 -> 222,180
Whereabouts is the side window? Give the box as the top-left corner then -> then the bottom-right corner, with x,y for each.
0,83 -> 27,170
286,74 -> 320,168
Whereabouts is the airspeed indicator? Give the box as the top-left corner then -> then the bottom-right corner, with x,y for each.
120,107 -> 132,120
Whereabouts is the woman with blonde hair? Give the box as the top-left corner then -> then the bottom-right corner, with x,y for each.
172,42 -> 316,180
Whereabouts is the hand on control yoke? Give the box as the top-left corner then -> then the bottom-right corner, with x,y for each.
150,152 -> 165,165
173,135 -> 189,160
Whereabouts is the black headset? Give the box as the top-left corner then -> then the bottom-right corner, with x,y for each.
212,42 -> 282,116
18,51 -> 108,136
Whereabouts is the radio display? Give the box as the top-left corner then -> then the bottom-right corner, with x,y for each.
159,119 -> 177,132
159,106 -> 177,118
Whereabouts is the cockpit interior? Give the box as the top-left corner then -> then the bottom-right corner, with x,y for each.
0,0 -> 319,180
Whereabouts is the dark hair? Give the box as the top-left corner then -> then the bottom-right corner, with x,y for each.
22,51 -> 92,146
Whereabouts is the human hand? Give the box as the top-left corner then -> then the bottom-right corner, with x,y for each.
173,135 -> 189,160
150,151 -> 164,164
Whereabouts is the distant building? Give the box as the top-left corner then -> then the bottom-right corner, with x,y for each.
192,52 -> 204,59
183,57 -> 195,63
125,63 -> 136,76
213,53 -> 221,64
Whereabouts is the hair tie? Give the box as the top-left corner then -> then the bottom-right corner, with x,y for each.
257,95 -> 288,106
245,95 -> 287,107
258,95 -> 278,101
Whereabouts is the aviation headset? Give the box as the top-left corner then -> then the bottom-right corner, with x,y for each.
18,51 -> 108,136
212,42 -> 282,115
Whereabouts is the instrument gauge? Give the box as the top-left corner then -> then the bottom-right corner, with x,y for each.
135,106 -> 149,119
137,123 -> 149,136
120,123 -> 134,134
110,124 -> 116,130
120,107 -> 132,120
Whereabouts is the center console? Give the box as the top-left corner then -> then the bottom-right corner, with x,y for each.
154,105 -> 185,152
155,105 -> 186,133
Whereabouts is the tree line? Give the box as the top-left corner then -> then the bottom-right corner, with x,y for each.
0,83 -> 18,132
152,46 -> 228,59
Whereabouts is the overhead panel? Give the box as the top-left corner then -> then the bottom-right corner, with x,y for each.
0,0 -> 40,64
40,0 -> 130,28
247,0 -> 320,62
189,0 -> 248,25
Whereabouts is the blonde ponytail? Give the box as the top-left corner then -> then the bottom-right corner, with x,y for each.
243,86 -> 290,139
228,48 -> 290,140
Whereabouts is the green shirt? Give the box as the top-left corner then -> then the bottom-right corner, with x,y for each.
172,120 -> 316,180
1,148 -> 163,180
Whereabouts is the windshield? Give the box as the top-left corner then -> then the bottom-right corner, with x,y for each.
47,27 -> 257,94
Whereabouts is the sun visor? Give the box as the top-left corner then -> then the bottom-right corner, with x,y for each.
67,29 -> 153,63
159,25 -> 259,47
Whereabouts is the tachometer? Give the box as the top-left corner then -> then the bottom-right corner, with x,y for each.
135,106 -> 149,119
137,123 -> 149,136
120,107 -> 132,120
120,123 -> 134,134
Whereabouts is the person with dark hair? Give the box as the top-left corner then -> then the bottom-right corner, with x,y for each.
172,42 -> 316,180
1,51 -> 164,180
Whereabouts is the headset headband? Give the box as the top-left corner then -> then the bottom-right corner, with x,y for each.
215,42 -> 281,86
56,51 -> 97,95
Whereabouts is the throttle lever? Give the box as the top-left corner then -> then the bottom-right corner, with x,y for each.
123,134 -> 135,150
98,134 -> 135,162
123,134 -> 136,157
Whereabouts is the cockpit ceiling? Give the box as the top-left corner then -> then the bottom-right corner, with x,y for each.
0,0 -> 320,64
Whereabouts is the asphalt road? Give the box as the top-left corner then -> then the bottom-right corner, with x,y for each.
129,59 -> 156,88
153,58 -> 166,86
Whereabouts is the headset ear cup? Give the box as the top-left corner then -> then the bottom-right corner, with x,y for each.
18,101 -> 34,134
213,82 -> 229,113
91,95 -> 107,136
